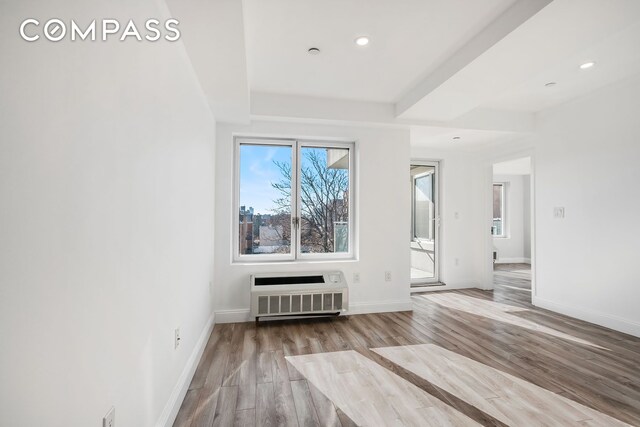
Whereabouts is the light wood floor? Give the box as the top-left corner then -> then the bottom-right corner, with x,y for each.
174,265 -> 640,426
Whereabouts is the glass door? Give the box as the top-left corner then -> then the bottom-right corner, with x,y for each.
410,161 -> 440,285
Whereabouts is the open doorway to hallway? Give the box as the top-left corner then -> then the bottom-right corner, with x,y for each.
410,161 -> 440,286
492,157 -> 532,300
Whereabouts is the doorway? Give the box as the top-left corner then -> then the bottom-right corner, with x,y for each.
410,161 -> 440,286
491,157 -> 532,299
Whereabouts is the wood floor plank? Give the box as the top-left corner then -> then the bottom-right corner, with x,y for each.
191,324 -> 233,427
256,350 -> 273,384
271,349 -> 291,384
212,386 -> 238,427
223,323 -> 246,386
173,264 -> 640,426
290,380 -> 321,427
256,382 -> 276,427
189,328 -> 221,391
172,389 -> 198,427
273,376 -> 299,427
236,327 -> 257,411
234,409 -> 256,427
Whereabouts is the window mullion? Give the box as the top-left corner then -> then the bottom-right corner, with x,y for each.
293,140 -> 301,260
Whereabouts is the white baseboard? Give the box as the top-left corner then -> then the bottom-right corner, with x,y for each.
215,309 -> 251,323
532,296 -> 640,338
215,299 -> 413,323
156,312 -> 215,427
495,257 -> 531,264
347,299 -> 413,315
412,281 -> 480,293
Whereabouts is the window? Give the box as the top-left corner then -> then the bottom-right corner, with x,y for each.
492,183 -> 505,237
235,138 -> 355,261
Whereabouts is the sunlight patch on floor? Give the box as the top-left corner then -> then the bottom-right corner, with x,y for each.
286,350 -> 479,426
419,293 -> 608,350
373,344 -> 629,427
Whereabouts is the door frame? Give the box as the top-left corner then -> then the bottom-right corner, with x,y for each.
482,149 -> 536,299
410,159 -> 441,286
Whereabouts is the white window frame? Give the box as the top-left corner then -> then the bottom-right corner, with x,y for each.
492,182 -> 507,238
233,137 -> 356,263
411,169 -> 435,243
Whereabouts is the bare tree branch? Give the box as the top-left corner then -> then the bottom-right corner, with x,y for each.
271,149 -> 348,253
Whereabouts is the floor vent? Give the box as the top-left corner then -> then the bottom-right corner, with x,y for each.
250,271 -> 348,321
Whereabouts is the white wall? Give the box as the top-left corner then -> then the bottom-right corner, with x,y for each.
410,147 -> 486,289
532,75 -> 640,337
0,2 -> 216,426
214,121 -> 412,321
492,174 -> 531,263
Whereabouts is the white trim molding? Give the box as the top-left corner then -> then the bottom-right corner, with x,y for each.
347,299 -> 413,315
215,299 -> 413,323
215,309 -> 251,323
156,313 -> 216,427
533,296 -> 640,338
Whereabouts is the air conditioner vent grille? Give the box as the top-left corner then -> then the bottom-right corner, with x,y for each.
334,293 -> 343,310
269,295 -> 279,314
255,292 -> 346,316
281,295 -> 291,313
302,294 -> 312,312
292,294 -> 301,312
258,296 -> 268,315
250,271 -> 347,320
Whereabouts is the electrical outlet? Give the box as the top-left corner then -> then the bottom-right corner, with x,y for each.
174,328 -> 181,349
103,407 -> 115,427
353,273 -> 360,283
384,271 -> 392,282
455,258 -> 460,266
553,207 -> 565,219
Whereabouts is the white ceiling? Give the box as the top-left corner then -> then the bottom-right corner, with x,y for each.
242,0 -> 518,102
485,19 -> 640,112
410,126 -> 518,151
235,0 -> 640,150
493,157 -> 531,175
401,0 -> 640,120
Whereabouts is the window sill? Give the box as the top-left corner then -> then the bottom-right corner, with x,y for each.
231,258 -> 358,266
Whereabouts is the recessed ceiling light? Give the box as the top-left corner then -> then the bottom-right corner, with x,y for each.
355,36 -> 369,46
308,47 -> 320,55
580,61 -> 595,69
545,82 -> 557,87
452,136 -> 461,141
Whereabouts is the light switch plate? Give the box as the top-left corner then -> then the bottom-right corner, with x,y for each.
103,407 -> 115,427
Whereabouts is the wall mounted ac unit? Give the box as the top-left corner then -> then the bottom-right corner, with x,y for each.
250,271 -> 348,321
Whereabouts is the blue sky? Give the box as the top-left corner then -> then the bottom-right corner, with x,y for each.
239,144 -> 291,214
240,145 -> 333,214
